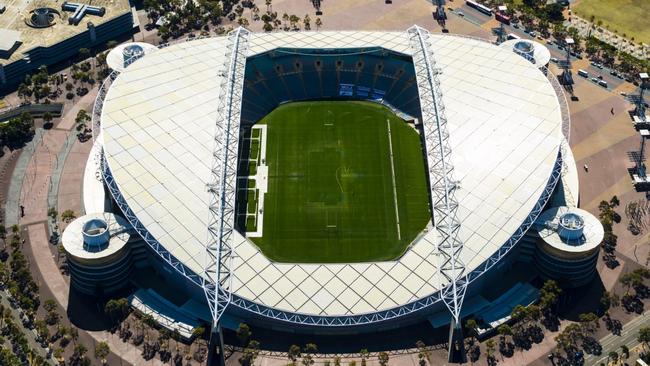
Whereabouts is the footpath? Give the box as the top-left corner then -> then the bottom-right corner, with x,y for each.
5,87 -> 164,366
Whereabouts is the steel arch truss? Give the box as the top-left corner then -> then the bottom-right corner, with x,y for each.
203,27 -> 251,326
407,25 -> 467,323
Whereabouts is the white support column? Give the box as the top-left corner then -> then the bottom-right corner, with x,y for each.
203,26 -> 251,330
407,25 -> 467,363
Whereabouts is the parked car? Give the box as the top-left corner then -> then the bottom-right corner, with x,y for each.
551,57 -> 559,63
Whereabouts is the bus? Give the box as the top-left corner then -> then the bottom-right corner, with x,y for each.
495,12 -> 510,25
577,69 -> 589,78
466,0 -> 492,16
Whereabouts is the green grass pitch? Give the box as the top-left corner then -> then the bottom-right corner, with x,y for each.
249,101 -> 431,263
574,0 -> 650,44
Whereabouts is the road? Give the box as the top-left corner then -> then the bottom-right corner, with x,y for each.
585,311 -> 650,365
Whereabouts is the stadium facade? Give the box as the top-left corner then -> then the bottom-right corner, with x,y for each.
63,26 -> 602,357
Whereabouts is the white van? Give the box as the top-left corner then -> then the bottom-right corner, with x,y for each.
578,69 -> 589,78
598,80 -> 608,88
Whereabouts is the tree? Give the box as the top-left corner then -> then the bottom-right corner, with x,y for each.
42,112 -> 53,127
378,351 -> 389,366
465,319 -> 479,342
75,109 -> 90,125
485,339 -> 497,366
639,327 -> 650,348
71,343 -> 89,364
303,14 -> 311,31
360,349 -> 370,366
79,48 -> 91,62
17,83 -> 32,103
239,339 -> 260,366
47,207 -> 58,221
43,299 -> 57,312
95,341 -> 110,364
416,341 -> 429,366
61,210 -> 76,223
608,351 -> 619,364
237,323 -> 252,346
302,343 -> 318,366
621,344 -> 630,360
288,344 -> 301,365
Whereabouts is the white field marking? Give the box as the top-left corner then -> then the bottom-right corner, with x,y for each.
247,125 -> 268,238
386,118 -> 401,241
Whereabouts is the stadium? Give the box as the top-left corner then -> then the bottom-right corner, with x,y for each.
62,26 -> 602,359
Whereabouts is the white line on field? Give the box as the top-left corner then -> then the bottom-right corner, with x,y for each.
386,119 -> 401,241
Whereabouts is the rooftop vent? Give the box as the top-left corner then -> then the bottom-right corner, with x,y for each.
82,218 -> 110,252
25,8 -> 60,28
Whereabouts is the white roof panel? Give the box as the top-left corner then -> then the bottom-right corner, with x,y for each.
101,31 -> 562,317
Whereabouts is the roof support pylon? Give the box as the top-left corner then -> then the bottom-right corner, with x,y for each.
407,25 -> 467,363
203,26 -> 251,333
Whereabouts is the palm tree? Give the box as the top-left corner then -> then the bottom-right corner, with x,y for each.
237,323 -> 252,346
288,344 -> 301,365
282,13 -> 289,30
95,341 -> 110,364
378,351 -> 389,366
303,14 -> 311,31
639,327 -> 650,349
359,349 -> 369,366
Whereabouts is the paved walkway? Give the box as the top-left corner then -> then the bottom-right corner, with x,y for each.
2,85 -> 164,366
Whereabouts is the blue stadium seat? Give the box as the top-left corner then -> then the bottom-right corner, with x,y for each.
241,48 -> 421,122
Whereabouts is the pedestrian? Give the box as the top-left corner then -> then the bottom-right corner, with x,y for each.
611,107 -> 614,115
20,205 -> 25,217
584,164 -> 589,172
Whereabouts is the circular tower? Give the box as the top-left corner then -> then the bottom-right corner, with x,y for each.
62,212 -> 133,296
106,42 -> 157,73
534,206 -> 604,288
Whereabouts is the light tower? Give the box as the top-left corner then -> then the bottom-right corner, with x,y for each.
492,5 -> 508,44
630,73 -> 650,189
433,0 -> 447,31
558,38 -> 574,95
629,73 -> 649,124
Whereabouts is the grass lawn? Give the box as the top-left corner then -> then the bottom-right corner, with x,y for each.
251,101 -> 430,263
574,0 -> 650,44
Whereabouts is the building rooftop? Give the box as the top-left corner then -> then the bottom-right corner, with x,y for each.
0,28 -> 21,51
99,31 -> 564,317
0,0 -> 130,65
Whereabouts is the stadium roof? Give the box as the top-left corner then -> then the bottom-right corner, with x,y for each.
100,31 -> 563,317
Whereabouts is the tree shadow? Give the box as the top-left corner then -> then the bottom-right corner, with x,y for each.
66,286 -> 134,331
559,274 -> 606,321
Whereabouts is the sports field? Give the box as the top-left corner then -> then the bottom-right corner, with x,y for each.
250,101 -> 431,263
574,0 -> 650,44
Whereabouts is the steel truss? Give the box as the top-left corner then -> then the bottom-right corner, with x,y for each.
203,26 -> 251,326
96,28 -> 566,328
407,25 -> 466,324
